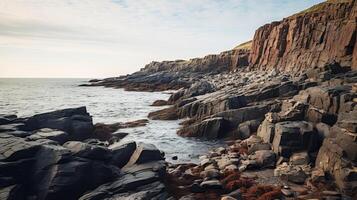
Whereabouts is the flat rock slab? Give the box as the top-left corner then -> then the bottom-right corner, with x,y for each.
27,128 -> 69,144
0,135 -> 40,161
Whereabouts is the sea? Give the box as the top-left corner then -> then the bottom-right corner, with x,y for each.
0,78 -> 224,163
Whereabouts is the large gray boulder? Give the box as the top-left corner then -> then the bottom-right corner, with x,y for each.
124,143 -> 164,168
24,107 -> 94,141
272,121 -> 318,157
109,141 -> 137,168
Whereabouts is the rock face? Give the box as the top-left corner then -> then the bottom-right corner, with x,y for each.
0,108 -> 169,200
249,0 -> 357,72
24,107 -> 94,141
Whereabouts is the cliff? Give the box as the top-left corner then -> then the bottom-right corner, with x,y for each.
249,0 -> 357,72
140,48 -> 250,74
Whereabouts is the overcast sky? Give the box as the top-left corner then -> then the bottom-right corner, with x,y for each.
0,0 -> 324,78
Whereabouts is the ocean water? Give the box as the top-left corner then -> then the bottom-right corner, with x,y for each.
0,78 -> 224,163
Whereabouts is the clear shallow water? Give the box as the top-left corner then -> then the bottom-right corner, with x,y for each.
0,78 -> 224,163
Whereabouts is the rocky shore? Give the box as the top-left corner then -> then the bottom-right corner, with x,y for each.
2,0 -> 357,199
0,107 -> 171,200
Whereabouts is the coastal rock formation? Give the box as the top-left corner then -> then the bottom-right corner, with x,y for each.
249,0 -> 357,72
0,108 -> 170,200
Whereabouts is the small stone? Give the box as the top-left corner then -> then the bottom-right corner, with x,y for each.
172,156 -> 178,160
322,191 -> 341,196
281,188 -> 293,197
200,158 -> 212,167
290,152 -> 309,165
200,169 -> 220,179
200,180 -> 222,189
225,164 -> 238,171
204,164 -> 217,171
221,196 -> 237,200
238,165 -> 247,172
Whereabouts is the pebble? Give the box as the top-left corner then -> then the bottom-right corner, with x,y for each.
281,188 -> 293,197
200,180 -> 222,189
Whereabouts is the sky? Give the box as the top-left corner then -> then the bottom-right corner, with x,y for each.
0,0 -> 324,78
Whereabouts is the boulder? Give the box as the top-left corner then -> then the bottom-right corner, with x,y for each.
24,107 -> 94,141
236,119 -> 262,139
63,141 -> 111,161
124,143 -> 164,168
272,121 -> 318,157
109,141 -> 137,168
254,150 -> 276,168
337,110 -> 357,133
316,138 -> 357,195
257,119 -> 275,143
289,152 -> 309,165
27,128 -> 69,144
274,162 -> 310,184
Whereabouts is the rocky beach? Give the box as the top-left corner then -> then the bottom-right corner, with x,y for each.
1,0 -> 357,199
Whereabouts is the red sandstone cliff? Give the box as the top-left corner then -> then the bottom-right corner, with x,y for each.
249,0 -> 357,72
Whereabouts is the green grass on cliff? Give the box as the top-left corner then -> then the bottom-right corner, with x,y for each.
293,0 -> 351,17
234,40 -> 252,50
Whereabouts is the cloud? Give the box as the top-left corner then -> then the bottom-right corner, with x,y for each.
0,0 -> 324,78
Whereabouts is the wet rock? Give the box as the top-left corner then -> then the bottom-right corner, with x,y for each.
24,107 -> 94,141
63,141 -> 111,161
124,143 -> 164,168
0,123 -> 26,133
109,141 -> 137,168
2,130 -> 31,138
148,106 -> 179,120
0,135 -> 40,161
79,166 -> 163,200
27,128 -> 69,144
30,145 -> 117,200
0,115 -> 17,126
151,100 -> 169,106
